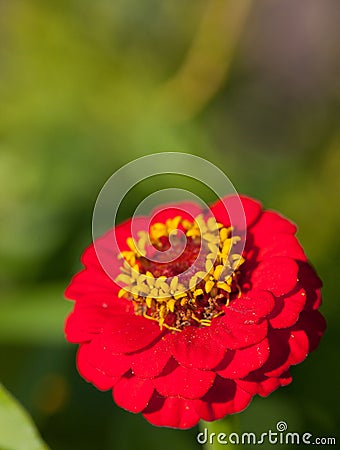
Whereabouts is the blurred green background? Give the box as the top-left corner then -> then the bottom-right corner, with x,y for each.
0,0 -> 339,448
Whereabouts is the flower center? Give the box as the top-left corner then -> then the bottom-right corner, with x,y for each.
116,215 -> 245,332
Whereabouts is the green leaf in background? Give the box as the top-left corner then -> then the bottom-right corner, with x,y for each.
0,284 -> 72,345
0,383 -> 49,450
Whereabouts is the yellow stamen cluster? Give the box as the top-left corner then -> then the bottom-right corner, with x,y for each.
116,214 -> 245,332
117,216 -> 184,266
149,216 -> 182,243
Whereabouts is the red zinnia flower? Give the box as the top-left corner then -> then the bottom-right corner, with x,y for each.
65,195 -> 326,429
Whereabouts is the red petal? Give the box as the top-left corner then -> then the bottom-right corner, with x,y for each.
228,290 -> 275,319
113,374 -> 154,413
67,217 -> 150,300
269,289 -> 307,329
297,262 -> 322,310
237,371 -> 292,397
152,358 -> 215,399
305,288 -> 322,312
150,201 -> 202,225
259,330 -> 290,377
217,339 -> 270,379
171,326 -> 226,370
65,308 -> 98,344
92,217 -> 150,282
286,329 -> 309,367
131,335 -> 173,378
210,291 -> 274,350
76,344 -> 119,391
143,392 -> 200,429
86,335 -> 131,377
250,256 -> 299,296
250,210 -> 297,239
298,261 -> 322,289
257,234 -> 307,261
65,266 -> 118,300
91,217 -> 150,262
210,195 -> 262,230
293,310 -> 326,352
80,242 -> 107,269
193,376 -> 252,421
102,314 -> 163,354
210,317 -> 267,350
260,327 -> 309,378
65,298 -> 133,343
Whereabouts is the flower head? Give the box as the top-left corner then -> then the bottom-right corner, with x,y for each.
65,195 -> 326,429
